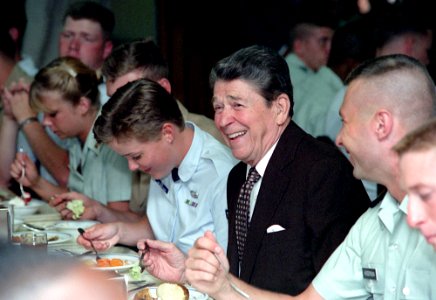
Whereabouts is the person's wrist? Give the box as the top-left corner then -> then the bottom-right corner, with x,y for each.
1,114 -> 18,127
18,116 -> 38,131
178,266 -> 187,284
92,201 -> 105,220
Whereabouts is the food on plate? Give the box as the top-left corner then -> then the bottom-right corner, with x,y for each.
96,258 -> 124,268
134,288 -> 154,300
157,283 -> 189,300
48,235 -> 59,242
9,196 -> 26,207
66,199 -> 84,219
22,192 -> 32,204
134,283 -> 189,300
129,264 -> 142,281
11,235 -> 22,244
12,234 -> 59,244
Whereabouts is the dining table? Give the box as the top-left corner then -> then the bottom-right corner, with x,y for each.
7,195 -> 212,300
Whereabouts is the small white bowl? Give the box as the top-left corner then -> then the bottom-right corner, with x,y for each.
9,199 -> 45,218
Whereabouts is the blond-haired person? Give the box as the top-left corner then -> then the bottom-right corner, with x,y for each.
10,57 -> 132,214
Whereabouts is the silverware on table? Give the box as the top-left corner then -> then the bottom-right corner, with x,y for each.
55,248 -> 93,257
23,223 -> 46,231
18,147 -> 27,201
139,242 -> 150,273
77,228 -> 101,261
127,282 -> 155,293
214,253 -> 251,299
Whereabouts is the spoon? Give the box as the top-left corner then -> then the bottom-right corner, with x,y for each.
77,228 -> 101,261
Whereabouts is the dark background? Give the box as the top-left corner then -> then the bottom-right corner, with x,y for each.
155,0 -> 436,119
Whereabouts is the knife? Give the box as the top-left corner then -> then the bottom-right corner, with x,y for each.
23,223 -> 46,231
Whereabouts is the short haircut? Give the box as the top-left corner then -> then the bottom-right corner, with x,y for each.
345,54 -> 436,131
373,13 -> 429,49
102,39 -> 168,81
210,44 -> 294,117
94,78 -> 184,144
394,117 -> 436,156
30,56 -> 100,112
63,1 -> 115,39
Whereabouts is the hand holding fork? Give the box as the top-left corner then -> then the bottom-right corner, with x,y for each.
18,147 -> 31,205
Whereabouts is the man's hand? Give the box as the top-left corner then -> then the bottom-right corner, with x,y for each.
76,223 -> 119,251
50,191 -> 101,220
138,239 -> 187,282
185,231 -> 233,298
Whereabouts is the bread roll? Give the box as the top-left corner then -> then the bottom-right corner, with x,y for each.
157,283 -> 189,300
133,288 -> 154,300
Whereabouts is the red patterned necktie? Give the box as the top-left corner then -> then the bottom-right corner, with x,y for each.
235,167 -> 261,262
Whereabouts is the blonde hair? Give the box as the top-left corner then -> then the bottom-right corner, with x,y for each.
30,56 -> 100,112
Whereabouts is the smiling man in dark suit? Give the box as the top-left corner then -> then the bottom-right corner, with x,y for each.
133,44 -> 370,294
201,44 -> 370,295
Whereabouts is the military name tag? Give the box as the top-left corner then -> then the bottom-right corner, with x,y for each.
362,268 -> 377,280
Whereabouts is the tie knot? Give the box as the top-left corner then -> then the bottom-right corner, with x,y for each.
247,167 -> 261,184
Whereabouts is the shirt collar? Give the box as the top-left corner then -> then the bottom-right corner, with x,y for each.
173,122 -> 199,182
378,192 -> 407,233
248,138 -> 279,177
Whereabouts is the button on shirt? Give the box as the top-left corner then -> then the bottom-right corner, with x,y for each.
147,122 -> 238,254
68,125 -> 132,204
312,193 -> 436,299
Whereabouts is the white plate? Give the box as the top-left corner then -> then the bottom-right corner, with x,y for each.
8,199 -> 45,217
129,286 -> 208,300
12,231 -> 72,245
54,220 -> 100,230
80,253 -> 139,272
126,268 -> 158,283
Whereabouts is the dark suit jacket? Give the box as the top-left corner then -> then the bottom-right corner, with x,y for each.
227,121 -> 370,295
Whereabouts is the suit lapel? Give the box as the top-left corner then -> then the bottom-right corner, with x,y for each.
240,122 -> 305,280
227,162 -> 249,275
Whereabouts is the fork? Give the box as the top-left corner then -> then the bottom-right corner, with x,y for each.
17,147 -> 30,204
214,253 -> 251,299
18,148 -> 26,198
55,248 -> 93,257
139,242 -> 150,273
77,228 -> 101,261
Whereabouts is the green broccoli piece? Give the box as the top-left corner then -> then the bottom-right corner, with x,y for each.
66,199 -> 84,220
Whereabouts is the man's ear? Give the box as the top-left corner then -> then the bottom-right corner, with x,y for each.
274,94 -> 290,125
161,122 -> 176,144
157,78 -> 172,94
102,40 -> 113,60
373,109 -> 393,140
293,40 -> 303,56
8,27 -> 19,43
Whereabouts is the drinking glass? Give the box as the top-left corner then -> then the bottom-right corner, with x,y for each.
20,232 -> 48,251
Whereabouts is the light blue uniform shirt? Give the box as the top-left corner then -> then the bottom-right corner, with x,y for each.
285,53 -> 343,137
313,193 -> 436,299
147,122 -> 238,254
68,125 -> 132,205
